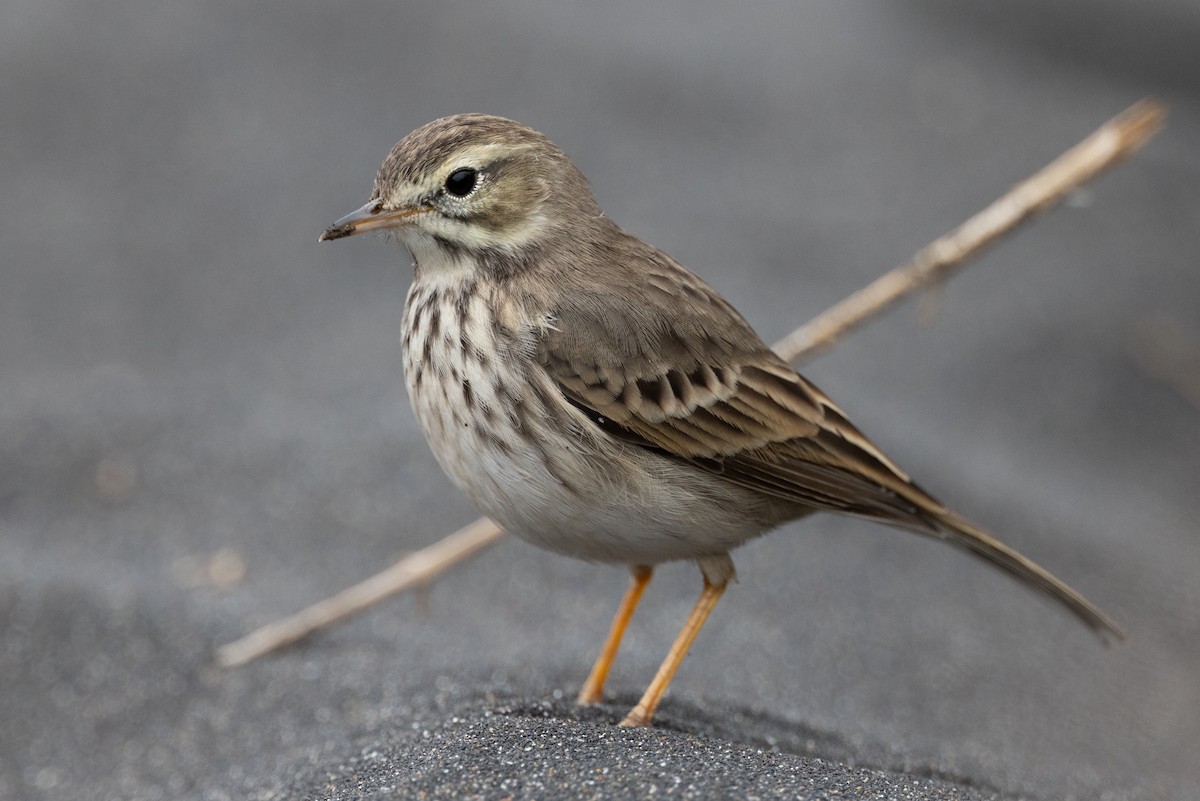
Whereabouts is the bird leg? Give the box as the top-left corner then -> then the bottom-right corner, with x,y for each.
578,565 -> 653,705
619,576 -> 727,727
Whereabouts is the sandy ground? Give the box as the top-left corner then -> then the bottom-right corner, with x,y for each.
2,3 -> 1198,799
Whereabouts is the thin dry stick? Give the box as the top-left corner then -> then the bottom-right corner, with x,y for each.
773,98 -> 1166,363
216,98 -> 1166,669
217,517 -> 504,667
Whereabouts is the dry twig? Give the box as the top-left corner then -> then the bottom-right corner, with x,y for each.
772,98 -> 1166,362
217,517 -> 504,667
217,98 -> 1166,668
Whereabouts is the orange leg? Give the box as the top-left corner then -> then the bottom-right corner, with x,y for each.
620,577 -> 727,727
577,565 -> 654,705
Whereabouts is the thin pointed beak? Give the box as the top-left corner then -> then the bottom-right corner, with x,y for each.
318,200 -> 429,242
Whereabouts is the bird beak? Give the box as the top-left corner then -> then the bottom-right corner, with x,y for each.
319,200 -> 428,242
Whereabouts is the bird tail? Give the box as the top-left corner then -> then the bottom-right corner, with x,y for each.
920,507 -> 1125,644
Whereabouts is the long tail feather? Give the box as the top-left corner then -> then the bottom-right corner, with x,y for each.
925,508 -> 1125,643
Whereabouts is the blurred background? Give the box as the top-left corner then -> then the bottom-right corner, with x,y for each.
1,2 -> 1197,799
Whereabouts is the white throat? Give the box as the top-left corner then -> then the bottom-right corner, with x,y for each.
392,228 -> 476,281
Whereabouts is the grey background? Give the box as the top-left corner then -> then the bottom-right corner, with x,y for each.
2,2 -> 1198,799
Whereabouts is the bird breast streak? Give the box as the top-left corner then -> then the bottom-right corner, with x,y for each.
402,280 -> 565,520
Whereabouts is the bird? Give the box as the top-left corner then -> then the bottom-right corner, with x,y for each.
319,113 -> 1122,728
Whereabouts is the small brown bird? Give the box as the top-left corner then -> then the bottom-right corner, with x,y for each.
321,114 -> 1122,727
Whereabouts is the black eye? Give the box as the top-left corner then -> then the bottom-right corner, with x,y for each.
444,168 -> 477,197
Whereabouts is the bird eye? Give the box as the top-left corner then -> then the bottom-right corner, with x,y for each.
444,168 -> 478,198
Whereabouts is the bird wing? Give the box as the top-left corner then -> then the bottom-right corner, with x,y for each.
549,349 -> 931,523
537,246 -> 934,525
535,240 -> 1123,642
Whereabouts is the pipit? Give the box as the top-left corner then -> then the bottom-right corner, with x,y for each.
320,114 -> 1122,727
